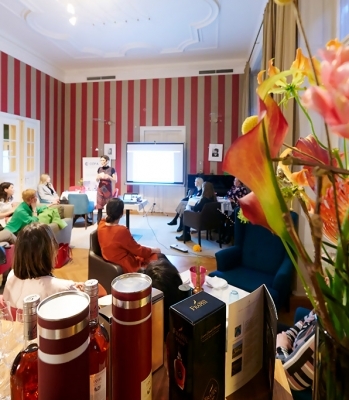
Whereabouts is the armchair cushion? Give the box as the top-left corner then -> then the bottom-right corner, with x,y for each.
210,207 -> 298,309
241,223 -> 287,275
88,230 -> 124,294
39,204 -> 74,244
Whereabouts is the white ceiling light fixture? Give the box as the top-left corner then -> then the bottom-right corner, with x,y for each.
67,3 -> 75,14
69,16 -> 77,26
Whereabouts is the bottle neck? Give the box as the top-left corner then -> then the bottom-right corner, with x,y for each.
23,315 -> 38,348
89,293 -> 99,324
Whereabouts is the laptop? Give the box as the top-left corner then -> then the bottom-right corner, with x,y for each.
123,193 -> 138,204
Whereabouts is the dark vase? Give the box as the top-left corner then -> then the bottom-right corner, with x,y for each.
313,321 -> 349,400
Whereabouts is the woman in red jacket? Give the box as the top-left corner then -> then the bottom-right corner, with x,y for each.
98,198 -> 163,273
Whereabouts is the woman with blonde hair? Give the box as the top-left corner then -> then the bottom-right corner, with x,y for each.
37,173 -> 60,204
5,189 -> 47,235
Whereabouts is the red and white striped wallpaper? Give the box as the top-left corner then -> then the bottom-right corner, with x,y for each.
0,50 -> 241,194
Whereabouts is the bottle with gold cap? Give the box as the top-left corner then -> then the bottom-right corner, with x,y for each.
84,279 -> 109,400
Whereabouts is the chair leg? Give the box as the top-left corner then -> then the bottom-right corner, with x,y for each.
84,214 -> 88,230
198,231 -> 201,246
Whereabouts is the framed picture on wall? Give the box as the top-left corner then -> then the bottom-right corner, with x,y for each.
208,143 -> 223,162
104,143 -> 116,160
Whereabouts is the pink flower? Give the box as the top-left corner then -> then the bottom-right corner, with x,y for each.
302,39 -> 349,139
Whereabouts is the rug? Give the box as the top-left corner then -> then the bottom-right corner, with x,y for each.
70,213 -> 229,258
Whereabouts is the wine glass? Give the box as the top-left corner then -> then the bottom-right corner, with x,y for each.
14,308 -> 24,344
0,302 -> 14,400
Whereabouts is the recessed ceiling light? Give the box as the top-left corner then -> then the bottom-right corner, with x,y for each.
69,16 -> 77,26
67,4 -> 75,14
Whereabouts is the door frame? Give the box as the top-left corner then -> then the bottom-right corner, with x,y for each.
0,112 -> 41,202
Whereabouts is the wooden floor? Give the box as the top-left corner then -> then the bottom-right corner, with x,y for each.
55,248 -> 311,326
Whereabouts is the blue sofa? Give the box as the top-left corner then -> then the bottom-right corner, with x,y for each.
209,208 -> 298,310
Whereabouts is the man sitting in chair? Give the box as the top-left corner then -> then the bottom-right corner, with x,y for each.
176,182 -> 216,242
167,177 -> 204,232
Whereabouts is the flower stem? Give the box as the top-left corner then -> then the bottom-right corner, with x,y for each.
294,95 -> 326,149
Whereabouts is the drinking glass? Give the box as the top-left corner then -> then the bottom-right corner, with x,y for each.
0,302 -> 14,400
229,290 -> 239,303
14,308 -> 24,344
189,266 -> 207,287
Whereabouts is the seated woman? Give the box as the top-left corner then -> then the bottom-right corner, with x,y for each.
226,178 -> 248,208
37,174 -> 60,204
5,189 -> 48,235
98,198 -> 163,273
3,223 -> 106,310
176,181 -> 217,242
167,177 -> 204,232
0,182 -> 17,223
276,310 -> 316,394
144,259 -> 182,338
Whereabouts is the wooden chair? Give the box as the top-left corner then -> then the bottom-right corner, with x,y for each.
183,202 -> 222,247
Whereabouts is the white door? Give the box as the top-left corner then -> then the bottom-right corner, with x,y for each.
0,113 -> 40,202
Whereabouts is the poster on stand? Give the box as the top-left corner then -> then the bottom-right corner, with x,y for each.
82,157 -> 100,190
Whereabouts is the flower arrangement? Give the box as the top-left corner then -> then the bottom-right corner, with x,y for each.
223,0 -> 349,364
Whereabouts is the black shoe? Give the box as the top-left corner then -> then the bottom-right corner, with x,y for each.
177,225 -> 183,232
167,218 -> 178,226
176,234 -> 191,242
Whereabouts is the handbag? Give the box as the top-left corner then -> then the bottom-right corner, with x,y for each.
55,243 -> 72,269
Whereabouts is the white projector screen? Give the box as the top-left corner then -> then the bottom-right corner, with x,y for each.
126,142 -> 185,185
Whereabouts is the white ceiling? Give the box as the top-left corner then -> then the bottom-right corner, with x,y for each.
0,0 -> 267,83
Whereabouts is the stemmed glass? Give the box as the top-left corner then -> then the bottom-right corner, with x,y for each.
0,301 -> 14,400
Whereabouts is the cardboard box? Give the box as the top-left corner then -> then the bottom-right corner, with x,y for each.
168,291 -> 226,400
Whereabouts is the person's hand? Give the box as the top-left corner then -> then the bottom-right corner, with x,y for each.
276,332 -> 291,350
74,282 -> 85,291
152,247 -> 161,254
30,197 -> 38,208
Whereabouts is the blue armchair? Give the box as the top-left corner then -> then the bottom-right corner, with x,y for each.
209,208 -> 298,310
68,193 -> 95,229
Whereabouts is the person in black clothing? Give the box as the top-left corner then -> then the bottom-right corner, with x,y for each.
143,259 -> 182,338
176,181 -> 217,242
96,155 -> 117,224
167,177 -> 204,232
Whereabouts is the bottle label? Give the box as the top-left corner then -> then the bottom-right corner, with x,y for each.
140,370 -> 152,400
89,368 -> 106,400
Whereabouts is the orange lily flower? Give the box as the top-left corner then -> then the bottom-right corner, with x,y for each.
223,92 -> 290,239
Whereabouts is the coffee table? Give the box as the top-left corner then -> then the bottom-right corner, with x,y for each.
122,199 -> 148,229
180,269 -> 249,316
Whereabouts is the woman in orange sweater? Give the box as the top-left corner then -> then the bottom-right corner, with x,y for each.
98,198 -> 162,273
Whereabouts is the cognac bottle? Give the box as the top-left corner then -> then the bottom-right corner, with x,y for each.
84,279 -> 110,400
174,350 -> 186,390
10,294 -> 40,400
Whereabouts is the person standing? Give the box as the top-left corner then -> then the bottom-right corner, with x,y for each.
96,155 -> 117,224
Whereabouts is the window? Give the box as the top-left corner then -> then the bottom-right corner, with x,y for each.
340,0 -> 349,40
